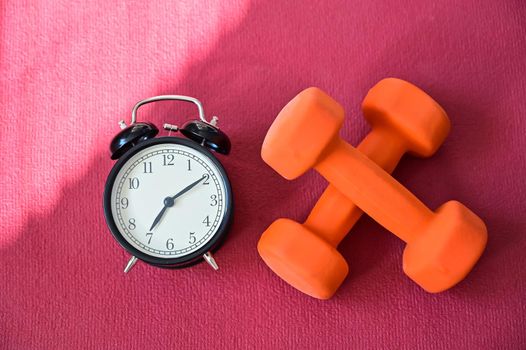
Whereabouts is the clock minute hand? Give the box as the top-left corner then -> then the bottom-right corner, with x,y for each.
170,175 -> 206,200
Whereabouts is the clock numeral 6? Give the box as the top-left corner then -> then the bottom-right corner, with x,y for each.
210,194 -> 218,206
128,177 -> 140,189
166,238 -> 175,250
128,218 -> 136,230
146,232 -> 153,244
189,232 -> 196,244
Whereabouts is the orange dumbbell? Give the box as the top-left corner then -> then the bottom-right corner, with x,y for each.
258,79 -> 451,299
260,81 -> 487,297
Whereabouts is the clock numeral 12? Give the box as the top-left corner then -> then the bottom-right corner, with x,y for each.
163,154 -> 175,166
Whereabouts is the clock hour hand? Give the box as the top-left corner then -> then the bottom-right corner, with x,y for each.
149,204 -> 170,231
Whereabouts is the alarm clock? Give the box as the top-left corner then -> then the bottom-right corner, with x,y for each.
103,95 -> 233,273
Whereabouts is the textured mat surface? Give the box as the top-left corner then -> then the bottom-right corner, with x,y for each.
1,1 -> 525,349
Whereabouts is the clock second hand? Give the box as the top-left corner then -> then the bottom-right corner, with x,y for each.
148,174 -> 207,232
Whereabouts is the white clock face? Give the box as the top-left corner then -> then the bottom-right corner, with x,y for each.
110,142 -> 228,259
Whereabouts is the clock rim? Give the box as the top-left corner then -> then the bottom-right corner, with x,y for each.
103,136 -> 233,269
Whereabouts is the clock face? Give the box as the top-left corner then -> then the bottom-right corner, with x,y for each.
104,138 -> 232,266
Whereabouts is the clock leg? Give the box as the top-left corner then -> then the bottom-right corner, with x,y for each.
203,252 -> 219,271
124,256 -> 138,273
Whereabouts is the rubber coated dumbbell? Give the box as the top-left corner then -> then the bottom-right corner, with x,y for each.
258,78 -> 450,299
261,86 -> 487,294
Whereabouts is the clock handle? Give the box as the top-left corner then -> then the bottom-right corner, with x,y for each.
114,95 -> 231,156
130,95 -> 217,127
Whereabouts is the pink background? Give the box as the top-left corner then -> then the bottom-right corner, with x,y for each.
1,1 -> 525,349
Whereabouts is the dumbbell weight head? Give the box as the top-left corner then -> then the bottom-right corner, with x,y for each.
262,87 -> 344,180
258,218 -> 349,299
362,78 -> 450,157
403,200 -> 487,292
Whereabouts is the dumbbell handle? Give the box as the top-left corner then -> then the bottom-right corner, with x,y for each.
316,138 -> 435,243
304,127 -> 406,246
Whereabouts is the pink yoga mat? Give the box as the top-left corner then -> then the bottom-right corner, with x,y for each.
1,1 -> 525,348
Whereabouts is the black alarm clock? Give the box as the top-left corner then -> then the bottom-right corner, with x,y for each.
103,96 -> 233,273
